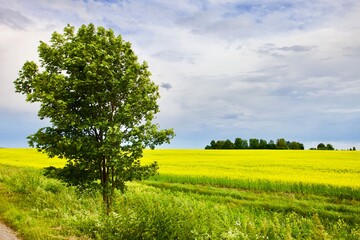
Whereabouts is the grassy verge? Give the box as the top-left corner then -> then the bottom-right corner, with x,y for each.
0,164 -> 359,239
149,174 -> 360,199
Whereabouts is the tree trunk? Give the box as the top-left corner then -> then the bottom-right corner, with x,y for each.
101,156 -> 111,215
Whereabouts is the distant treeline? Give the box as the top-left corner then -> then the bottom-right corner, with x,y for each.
310,143 -> 335,150
205,138 -> 304,150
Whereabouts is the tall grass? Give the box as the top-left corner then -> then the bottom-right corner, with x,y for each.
0,164 -> 360,239
148,174 -> 360,200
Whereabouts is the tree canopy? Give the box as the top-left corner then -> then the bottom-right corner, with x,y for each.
316,143 -> 334,150
205,137 -> 304,150
14,24 -> 175,212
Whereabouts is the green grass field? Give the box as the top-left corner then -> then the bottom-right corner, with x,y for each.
0,148 -> 359,239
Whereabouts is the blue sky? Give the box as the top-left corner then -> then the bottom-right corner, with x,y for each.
0,0 -> 360,149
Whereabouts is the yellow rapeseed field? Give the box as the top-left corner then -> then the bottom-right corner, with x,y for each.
0,148 -> 359,187
0,148 -> 65,168
142,149 -> 360,187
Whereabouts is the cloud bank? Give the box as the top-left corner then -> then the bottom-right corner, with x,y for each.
1,0 -> 359,149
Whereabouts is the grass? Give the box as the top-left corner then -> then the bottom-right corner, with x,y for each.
0,148 -> 359,239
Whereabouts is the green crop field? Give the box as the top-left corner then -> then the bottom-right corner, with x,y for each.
0,148 -> 359,239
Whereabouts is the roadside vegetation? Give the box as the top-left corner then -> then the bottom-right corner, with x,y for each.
0,149 -> 359,239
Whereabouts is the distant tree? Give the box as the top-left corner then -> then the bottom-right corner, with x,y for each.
210,140 -> 216,149
267,140 -> 276,149
205,140 -> 220,149
259,139 -> 268,149
206,137 -> 304,150
276,138 -> 288,149
249,138 -> 260,149
214,140 -> 225,149
299,143 -> 305,150
14,24 -> 175,213
234,138 -> 248,149
326,144 -> 334,150
317,143 -> 326,150
289,141 -> 304,150
289,141 -> 298,150
223,139 -> 235,149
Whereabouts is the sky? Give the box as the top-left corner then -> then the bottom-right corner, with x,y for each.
1,0 -> 360,149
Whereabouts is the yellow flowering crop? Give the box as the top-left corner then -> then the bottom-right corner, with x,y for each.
142,149 -> 360,188
0,148 -> 65,168
1,148 -> 359,188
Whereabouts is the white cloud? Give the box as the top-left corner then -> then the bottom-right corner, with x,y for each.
0,0 -> 359,148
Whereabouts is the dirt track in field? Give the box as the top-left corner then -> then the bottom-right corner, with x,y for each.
0,222 -> 19,240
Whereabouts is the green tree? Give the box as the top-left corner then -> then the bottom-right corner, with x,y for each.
276,138 -> 288,149
215,140 -> 225,149
267,140 -> 276,149
14,24 -> 175,213
326,144 -> 334,150
223,139 -> 235,149
289,141 -> 300,150
249,138 -> 260,149
234,138 -> 248,149
317,143 -> 326,150
259,139 -> 268,149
